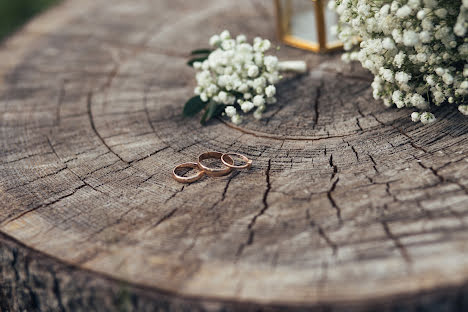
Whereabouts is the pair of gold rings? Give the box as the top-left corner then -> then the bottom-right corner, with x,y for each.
172,151 -> 252,183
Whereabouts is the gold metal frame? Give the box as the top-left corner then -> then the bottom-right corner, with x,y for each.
274,0 -> 343,53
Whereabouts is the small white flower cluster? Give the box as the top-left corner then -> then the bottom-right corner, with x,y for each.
330,0 -> 468,124
193,30 -> 281,124
411,111 -> 436,124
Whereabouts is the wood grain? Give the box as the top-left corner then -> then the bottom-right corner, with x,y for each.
1,0 -> 467,311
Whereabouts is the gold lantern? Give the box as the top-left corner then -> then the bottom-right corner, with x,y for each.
275,0 -> 343,53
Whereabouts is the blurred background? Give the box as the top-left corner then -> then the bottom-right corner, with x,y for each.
0,0 -> 61,40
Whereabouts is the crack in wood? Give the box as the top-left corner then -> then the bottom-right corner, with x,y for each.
312,80 -> 323,130
236,159 -> 272,258
345,140 -> 360,162
368,154 -> 379,173
221,171 -> 239,202
317,224 -> 338,256
5,166 -> 67,192
329,154 -> 338,181
327,177 -> 342,225
2,184 -> 86,226
356,117 -> 363,132
128,146 -> 170,164
150,208 -> 178,229
164,186 -> 185,204
141,185 -> 187,233
1,151 -> 54,165
371,113 -> 428,154
87,91 -> 128,164
381,221 -> 412,263
413,155 -> 468,194
385,182 -> 398,203
82,159 -> 121,178
47,137 -> 107,195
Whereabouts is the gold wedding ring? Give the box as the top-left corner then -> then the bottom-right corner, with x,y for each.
197,151 -> 234,177
172,151 -> 252,183
221,152 -> 252,169
172,162 -> 205,183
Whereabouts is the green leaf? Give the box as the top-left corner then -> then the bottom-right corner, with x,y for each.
190,48 -> 212,55
200,102 -> 225,125
183,95 -> 207,117
187,56 -> 208,67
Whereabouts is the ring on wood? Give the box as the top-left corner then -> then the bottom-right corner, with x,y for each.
221,152 -> 252,169
172,162 -> 205,183
197,151 -> 234,177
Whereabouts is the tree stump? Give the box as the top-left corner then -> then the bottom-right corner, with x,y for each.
1,0 -> 468,311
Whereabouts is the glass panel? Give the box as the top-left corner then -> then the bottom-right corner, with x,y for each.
278,0 -> 293,36
277,0 -> 342,51
324,0 -> 340,45
288,0 -> 317,43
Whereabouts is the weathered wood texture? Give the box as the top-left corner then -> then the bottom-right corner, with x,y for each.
1,0 -> 468,311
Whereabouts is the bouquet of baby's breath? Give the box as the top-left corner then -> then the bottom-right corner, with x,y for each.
183,30 -> 280,125
184,30 -> 306,125
331,0 -> 468,124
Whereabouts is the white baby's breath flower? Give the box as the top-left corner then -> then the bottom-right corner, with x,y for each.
231,114 -> 242,125
435,67 -> 445,76
442,73 -> 454,85
454,22 -> 466,37
253,105 -> 265,120
206,84 -> 218,96
225,106 -> 236,117
221,39 -> 235,51
266,97 -> 277,104
236,34 -> 246,43
417,10 -> 426,20
411,93 -> 428,109
403,30 -> 419,46
459,105 -> 468,115
382,38 -> 396,50
264,55 -> 279,72
220,30 -> 230,40
379,68 -> 394,82
253,95 -> 265,107
420,112 -> 436,124
419,31 -> 431,43
253,39 -> 271,52
247,65 -> 259,78
396,6 -> 412,18
434,8 -> 447,18
218,91 -> 228,103
393,51 -> 406,68
423,0 -> 437,9
209,35 -> 221,46
395,72 -> 411,84
241,101 -> 254,113
392,90 -> 404,108
411,112 -> 421,122
265,85 -> 276,98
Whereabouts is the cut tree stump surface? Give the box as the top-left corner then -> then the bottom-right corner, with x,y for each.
1,0 -> 468,311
